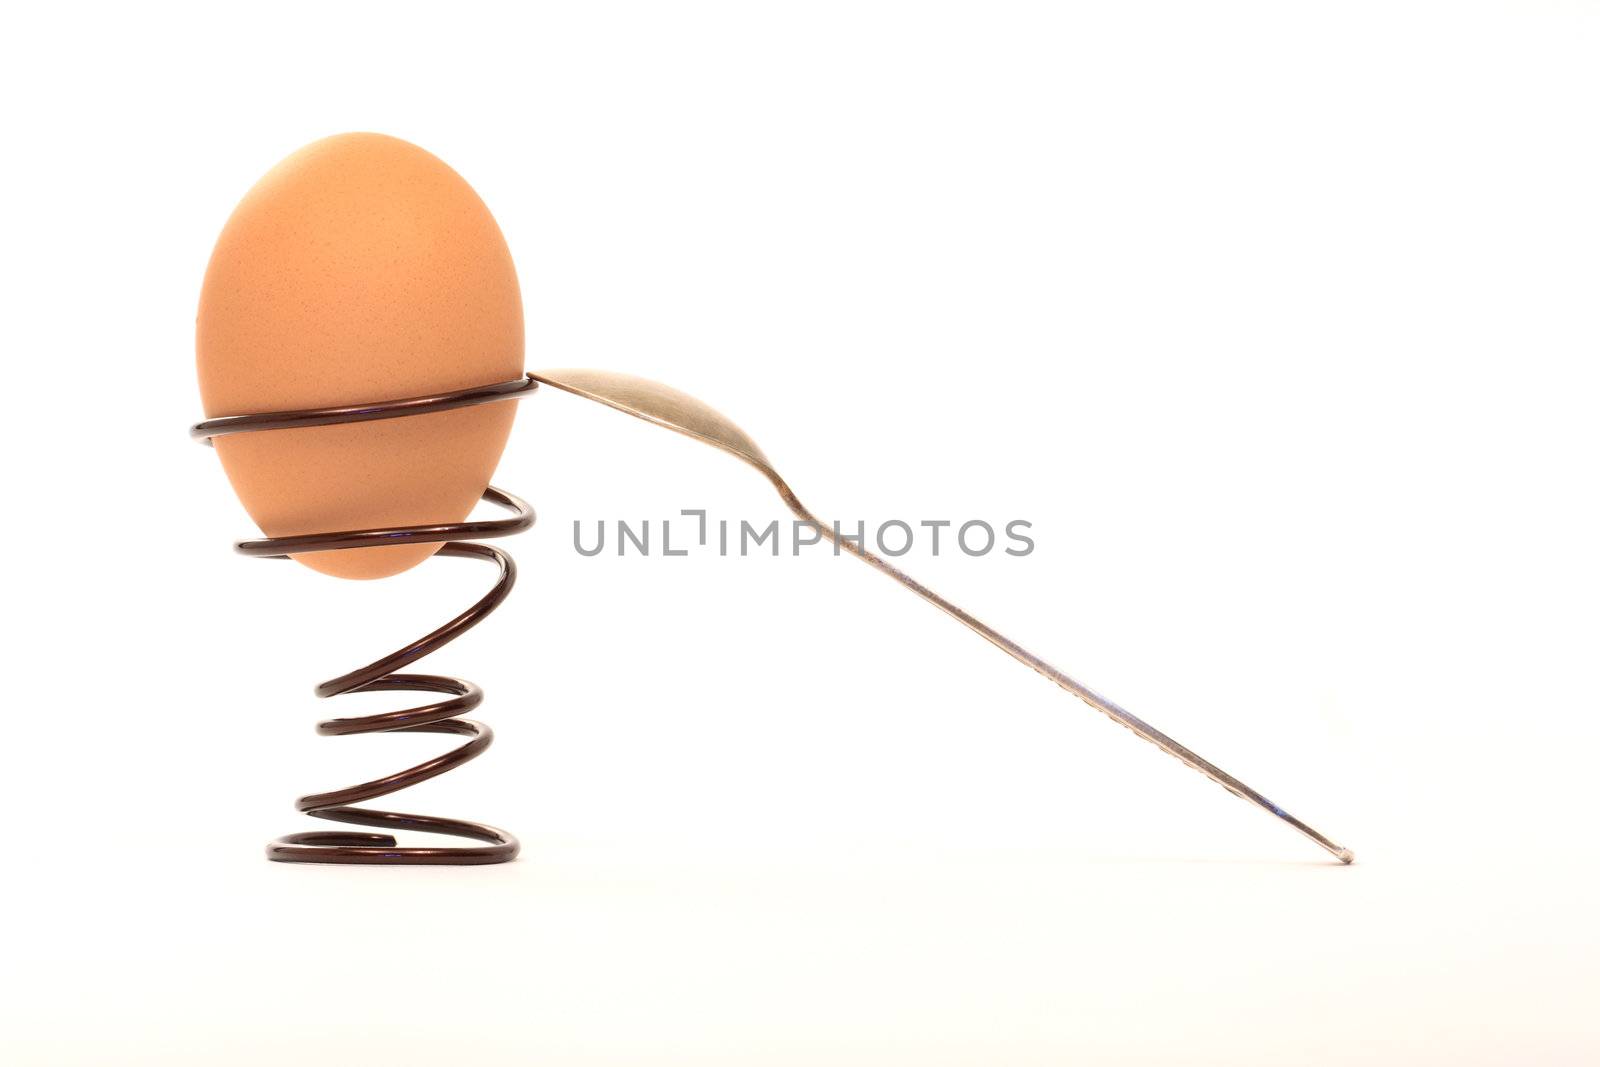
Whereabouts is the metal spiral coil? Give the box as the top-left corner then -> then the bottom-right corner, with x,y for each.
193,375 -> 539,864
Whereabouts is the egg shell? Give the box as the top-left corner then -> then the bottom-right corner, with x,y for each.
196,133 -> 524,579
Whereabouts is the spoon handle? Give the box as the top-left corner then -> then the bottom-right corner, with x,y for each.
526,368 -> 1351,864
780,492 -> 1354,864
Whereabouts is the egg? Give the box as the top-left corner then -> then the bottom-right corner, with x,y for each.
196,133 -> 524,579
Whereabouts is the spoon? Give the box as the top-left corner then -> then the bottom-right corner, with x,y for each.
531,368 -> 1354,864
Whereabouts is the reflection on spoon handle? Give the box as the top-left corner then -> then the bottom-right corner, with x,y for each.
779,488 -> 1354,865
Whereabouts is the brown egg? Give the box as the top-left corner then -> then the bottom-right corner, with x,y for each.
196,133 -> 524,579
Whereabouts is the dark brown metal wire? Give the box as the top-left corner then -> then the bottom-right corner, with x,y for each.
193,375 -> 538,864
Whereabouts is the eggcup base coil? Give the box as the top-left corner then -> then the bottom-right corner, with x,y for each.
193,376 -> 537,864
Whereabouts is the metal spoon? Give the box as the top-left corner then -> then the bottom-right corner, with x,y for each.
531,368 -> 1354,864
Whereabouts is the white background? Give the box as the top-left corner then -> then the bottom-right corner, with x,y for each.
3,2 -> 1597,1063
